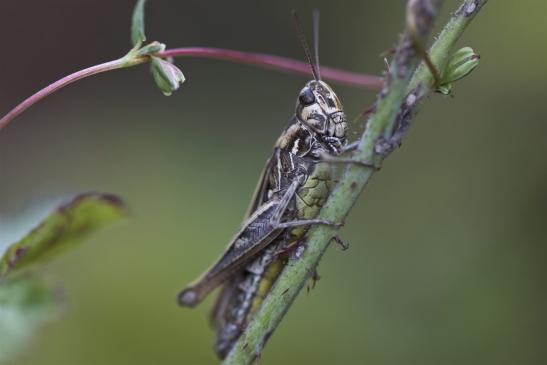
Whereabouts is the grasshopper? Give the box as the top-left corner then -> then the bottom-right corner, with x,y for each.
178,11 -> 356,358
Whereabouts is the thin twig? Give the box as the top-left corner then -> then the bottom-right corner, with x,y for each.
0,48 -> 382,132
221,1 -> 488,364
160,48 -> 382,88
0,57 -> 146,131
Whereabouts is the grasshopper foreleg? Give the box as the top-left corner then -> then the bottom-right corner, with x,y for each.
330,235 -> 349,251
319,112 -> 413,170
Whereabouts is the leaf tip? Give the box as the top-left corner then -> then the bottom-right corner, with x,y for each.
131,0 -> 147,47
0,192 -> 127,278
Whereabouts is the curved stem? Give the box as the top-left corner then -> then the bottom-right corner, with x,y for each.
0,57 -> 146,131
222,1 -> 488,364
159,47 -> 383,88
0,48 -> 382,132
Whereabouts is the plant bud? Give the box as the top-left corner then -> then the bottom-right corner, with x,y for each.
442,46 -> 480,84
150,56 -> 185,96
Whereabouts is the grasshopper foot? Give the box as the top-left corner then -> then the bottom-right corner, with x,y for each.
307,269 -> 321,294
330,235 -> 349,251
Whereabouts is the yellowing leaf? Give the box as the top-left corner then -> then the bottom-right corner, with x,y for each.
0,193 -> 126,278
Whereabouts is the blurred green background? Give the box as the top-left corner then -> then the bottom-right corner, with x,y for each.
0,0 -> 545,364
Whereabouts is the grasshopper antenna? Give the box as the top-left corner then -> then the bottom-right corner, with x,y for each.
291,10 -> 320,81
312,9 -> 321,80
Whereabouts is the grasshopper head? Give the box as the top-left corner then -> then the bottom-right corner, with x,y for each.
295,80 -> 347,139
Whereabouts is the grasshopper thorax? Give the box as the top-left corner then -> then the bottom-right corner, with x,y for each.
295,80 -> 347,140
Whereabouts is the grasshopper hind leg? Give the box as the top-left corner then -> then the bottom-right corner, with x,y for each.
275,218 -> 340,229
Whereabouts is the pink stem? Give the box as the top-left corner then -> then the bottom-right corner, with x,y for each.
160,47 -> 383,89
0,57 -> 145,131
0,47 -> 383,131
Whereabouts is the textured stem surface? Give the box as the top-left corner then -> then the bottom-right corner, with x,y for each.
222,1 -> 487,364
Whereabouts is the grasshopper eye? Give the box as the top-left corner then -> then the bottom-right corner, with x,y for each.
299,88 -> 315,106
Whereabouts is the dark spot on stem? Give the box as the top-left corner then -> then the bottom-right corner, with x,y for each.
8,247 -> 29,267
263,330 -> 273,344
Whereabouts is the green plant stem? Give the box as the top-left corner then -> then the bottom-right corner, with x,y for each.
408,0 -> 487,93
222,1 -> 487,364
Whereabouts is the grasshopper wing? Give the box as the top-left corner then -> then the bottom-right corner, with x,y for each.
207,151 -> 281,326
178,201 -> 282,307
178,176 -> 300,307
244,148 -> 280,217
208,148 -> 310,328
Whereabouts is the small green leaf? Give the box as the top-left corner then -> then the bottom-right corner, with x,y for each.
131,0 -> 147,47
137,41 -> 166,57
150,56 -> 186,96
0,274 -> 59,362
0,193 -> 126,278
